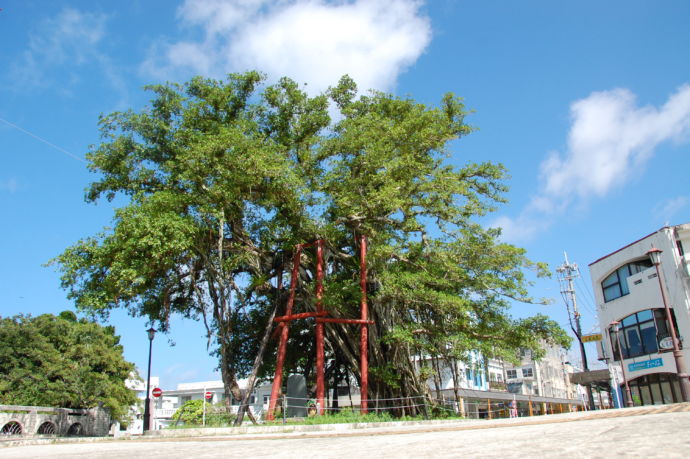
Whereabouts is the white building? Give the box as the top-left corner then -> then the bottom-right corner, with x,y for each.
416,343 -> 584,417
417,351 -> 491,394
151,379 -> 274,427
501,346 -> 578,400
122,376 -> 159,434
589,224 -> 690,406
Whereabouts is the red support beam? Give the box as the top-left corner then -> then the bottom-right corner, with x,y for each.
359,234 -> 369,414
316,318 -> 374,325
267,246 -> 302,421
315,239 -> 326,415
274,311 -> 329,322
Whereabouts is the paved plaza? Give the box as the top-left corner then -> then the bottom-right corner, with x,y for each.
3,404 -> 690,458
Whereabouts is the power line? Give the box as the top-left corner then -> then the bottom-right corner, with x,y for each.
574,274 -> 598,320
0,117 -> 86,164
556,252 -> 596,410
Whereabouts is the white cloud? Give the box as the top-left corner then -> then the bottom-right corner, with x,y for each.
164,363 -> 200,383
495,85 -> 690,243
12,8 -> 107,88
492,215 -> 547,244
10,7 -> 129,106
142,0 -> 431,93
542,85 -> 690,203
653,196 -> 688,224
0,178 -> 19,194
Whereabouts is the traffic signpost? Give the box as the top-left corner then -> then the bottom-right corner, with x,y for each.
152,387 -> 163,398
202,390 -> 212,426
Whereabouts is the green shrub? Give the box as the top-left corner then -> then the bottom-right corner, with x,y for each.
171,399 -> 236,427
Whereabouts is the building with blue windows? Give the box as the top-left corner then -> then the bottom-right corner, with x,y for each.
590,224 -> 690,406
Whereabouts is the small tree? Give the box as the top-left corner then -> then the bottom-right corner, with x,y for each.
172,399 -> 235,426
0,311 -> 138,420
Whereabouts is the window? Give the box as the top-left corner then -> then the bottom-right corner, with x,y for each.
602,259 -> 653,302
506,369 -> 518,379
622,373 -> 681,406
610,308 -> 679,360
263,395 -> 270,404
522,367 -> 534,378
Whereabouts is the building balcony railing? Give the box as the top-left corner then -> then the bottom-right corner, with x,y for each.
489,381 -> 507,392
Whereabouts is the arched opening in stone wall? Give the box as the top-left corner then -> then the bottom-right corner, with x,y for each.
67,422 -> 83,436
1,421 -> 23,435
37,421 -> 57,435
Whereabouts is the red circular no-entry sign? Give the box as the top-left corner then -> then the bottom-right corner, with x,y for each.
205,391 -> 213,400
152,387 -> 163,398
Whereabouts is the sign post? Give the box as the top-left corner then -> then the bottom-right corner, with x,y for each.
202,388 -> 210,426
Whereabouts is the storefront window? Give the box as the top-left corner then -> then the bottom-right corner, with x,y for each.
650,383 -> 663,405
660,380 -> 674,404
609,309 -> 678,360
623,373 -> 680,406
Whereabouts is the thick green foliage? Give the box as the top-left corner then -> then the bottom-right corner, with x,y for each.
0,312 -> 138,420
51,72 -> 570,413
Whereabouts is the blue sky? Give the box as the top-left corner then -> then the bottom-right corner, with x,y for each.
2,0 -> 689,388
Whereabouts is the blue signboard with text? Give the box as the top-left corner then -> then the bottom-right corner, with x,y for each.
628,358 -> 663,372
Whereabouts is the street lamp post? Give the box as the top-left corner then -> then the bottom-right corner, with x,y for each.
611,321 -> 634,407
647,247 -> 690,402
143,327 -> 156,432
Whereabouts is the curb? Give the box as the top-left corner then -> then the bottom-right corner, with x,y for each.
3,403 -> 689,448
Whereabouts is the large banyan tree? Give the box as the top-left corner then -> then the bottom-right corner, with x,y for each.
53,72 -> 570,421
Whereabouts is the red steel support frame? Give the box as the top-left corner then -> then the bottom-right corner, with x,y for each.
266,237 -> 370,419
359,234 -> 369,414
315,240 -> 326,414
267,246 -> 302,420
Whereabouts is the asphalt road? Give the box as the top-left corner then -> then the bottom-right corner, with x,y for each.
3,406 -> 690,458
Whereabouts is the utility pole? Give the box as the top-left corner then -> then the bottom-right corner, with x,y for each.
556,253 -> 596,410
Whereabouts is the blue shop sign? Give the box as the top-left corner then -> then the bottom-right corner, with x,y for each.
628,358 -> 663,372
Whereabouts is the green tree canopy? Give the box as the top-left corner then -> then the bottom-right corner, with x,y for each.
51,72 -> 570,418
0,312 -> 138,420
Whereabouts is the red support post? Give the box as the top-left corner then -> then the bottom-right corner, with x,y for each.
267,246 -> 302,420
359,234 -> 369,414
315,239 -> 326,415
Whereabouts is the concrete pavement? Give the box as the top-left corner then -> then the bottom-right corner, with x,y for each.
3,403 -> 690,458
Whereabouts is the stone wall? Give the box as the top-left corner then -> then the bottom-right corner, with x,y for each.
0,405 -> 111,437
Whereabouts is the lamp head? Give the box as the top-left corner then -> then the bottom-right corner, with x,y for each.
646,247 -> 663,266
147,327 -> 156,341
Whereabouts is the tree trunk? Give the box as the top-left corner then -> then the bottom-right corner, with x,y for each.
448,358 -> 462,415
234,274 -> 283,426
